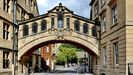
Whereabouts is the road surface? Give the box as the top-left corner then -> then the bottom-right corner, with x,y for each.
30,66 -> 93,75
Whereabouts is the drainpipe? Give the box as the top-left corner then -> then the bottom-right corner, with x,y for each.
95,18 -> 101,74
12,0 -> 18,75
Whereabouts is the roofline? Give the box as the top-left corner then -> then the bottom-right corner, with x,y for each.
35,0 -> 40,15
48,6 -> 73,14
18,13 -> 49,25
89,0 -> 96,6
18,3 -> 95,25
0,16 -> 13,24
73,14 -> 95,24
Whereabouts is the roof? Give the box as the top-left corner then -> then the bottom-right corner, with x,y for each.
18,3 -> 95,25
89,0 -> 96,6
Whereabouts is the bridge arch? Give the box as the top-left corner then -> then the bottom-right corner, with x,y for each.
18,29 -> 99,60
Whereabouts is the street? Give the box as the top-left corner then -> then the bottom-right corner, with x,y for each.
30,66 -> 93,75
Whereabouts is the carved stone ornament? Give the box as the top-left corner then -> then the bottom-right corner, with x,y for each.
48,28 -> 73,40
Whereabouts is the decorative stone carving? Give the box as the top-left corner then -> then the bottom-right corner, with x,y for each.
48,28 -> 73,40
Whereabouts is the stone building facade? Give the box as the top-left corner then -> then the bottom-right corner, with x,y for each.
0,0 -> 39,75
90,0 -> 133,75
41,44 -> 60,71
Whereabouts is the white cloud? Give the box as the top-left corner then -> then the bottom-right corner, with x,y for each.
37,0 -> 49,6
37,0 -> 91,18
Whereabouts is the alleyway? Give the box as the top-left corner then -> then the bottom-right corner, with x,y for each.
30,66 -> 93,75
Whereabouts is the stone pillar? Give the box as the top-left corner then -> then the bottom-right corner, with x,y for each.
29,23 -> 32,35
9,0 -> 13,14
55,16 -> 58,29
18,56 -> 29,75
38,20 -> 41,32
89,25 -> 93,36
64,15 -> 66,29
70,18 -> 74,30
80,22 -> 83,33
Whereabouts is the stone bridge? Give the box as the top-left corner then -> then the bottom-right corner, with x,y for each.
18,3 -> 99,60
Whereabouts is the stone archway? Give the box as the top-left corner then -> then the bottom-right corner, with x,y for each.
18,29 -> 99,60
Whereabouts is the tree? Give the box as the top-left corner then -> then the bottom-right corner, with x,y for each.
59,44 -> 84,52
56,44 -> 79,64
56,52 -> 67,65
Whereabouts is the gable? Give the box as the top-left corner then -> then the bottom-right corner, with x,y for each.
48,3 -> 73,14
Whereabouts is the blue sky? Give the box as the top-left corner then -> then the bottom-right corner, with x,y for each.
36,0 -> 91,18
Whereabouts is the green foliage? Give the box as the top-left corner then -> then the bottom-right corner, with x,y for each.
56,52 -> 67,65
59,44 -> 84,52
56,44 -> 80,64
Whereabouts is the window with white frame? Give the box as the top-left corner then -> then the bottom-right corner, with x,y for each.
94,2 -> 98,15
3,51 -> 10,69
46,45 -> 49,53
112,7 -> 118,25
113,42 -> 119,66
102,16 -> 106,32
46,58 -> 49,66
103,46 -> 107,65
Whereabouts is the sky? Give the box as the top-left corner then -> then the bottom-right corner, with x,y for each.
36,0 -> 91,18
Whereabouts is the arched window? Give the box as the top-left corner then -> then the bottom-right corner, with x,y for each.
23,25 -> 29,36
41,20 -> 47,31
83,23 -> 88,35
58,13 -> 63,29
101,73 -> 105,75
32,22 -> 38,34
92,26 -> 97,37
74,20 -> 80,31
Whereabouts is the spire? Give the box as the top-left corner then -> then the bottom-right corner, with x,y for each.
59,3 -> 62,6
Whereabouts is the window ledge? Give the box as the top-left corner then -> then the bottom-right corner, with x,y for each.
113,65 -> 119,68
94,13 -> 98,17
23,35 -> 29,38
101,31 -> 106,34
40,30 -> 47,33
0,69 -> 12,72
110,23 -> 118,29
32,33 -> 38,35
103,65 -> 107,67
101,2 -> 106,8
